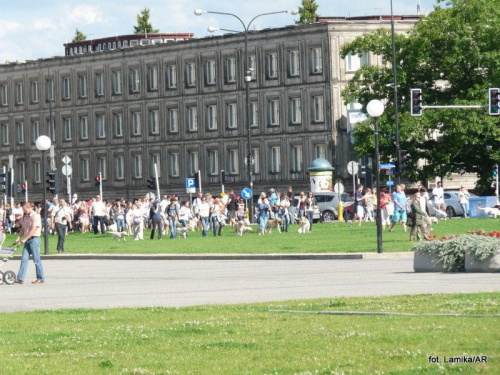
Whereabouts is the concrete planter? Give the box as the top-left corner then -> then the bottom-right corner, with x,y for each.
465,251 -> 500,273
413,251 -> 448,272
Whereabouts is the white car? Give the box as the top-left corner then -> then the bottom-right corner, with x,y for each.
428,190 -> 478,217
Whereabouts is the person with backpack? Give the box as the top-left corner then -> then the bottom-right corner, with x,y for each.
149,200 -> 163,240
166,197 -> 180,239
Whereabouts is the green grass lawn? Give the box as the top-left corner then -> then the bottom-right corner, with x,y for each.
0,293 -> 498,374
5,218 -> 499,254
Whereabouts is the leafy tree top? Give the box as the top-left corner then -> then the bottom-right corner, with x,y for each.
296,0 -> 319,24
134,7 -> 159,34
72,29 -> 87,43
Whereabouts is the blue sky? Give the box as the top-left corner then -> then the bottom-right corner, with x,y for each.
0,0 -> 438,62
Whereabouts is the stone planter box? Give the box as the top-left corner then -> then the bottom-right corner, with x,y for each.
465,251 -> 500,273
413,251 -> 448,272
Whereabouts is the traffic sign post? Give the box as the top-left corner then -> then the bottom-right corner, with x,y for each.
62,155 -> 72,201
241,188 -> 252,219
186,178 -> 196,194
347,161 -> 359,196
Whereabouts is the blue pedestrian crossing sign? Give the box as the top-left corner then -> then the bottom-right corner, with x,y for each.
241,188 -> 252,200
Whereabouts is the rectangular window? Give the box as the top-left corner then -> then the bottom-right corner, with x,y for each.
289,50 -> 300,77
268,99 -> 280,126
78,75 -> 87,98
168,108 -> 178,133
291,145 -> 303,172
149,109 -> 159,134
80,116 -> 88,139
16,122 -> 24,144
208,150 -> 219,175
63,118 -> 72,141
229,149 -> 239,174
185,62 -> 196,87
311,48 -> 323,74
248,55 -> 257,80
62,77 -> 71,99
225,57 -> 236,83
97,157 -> 107,180
150,154 -> 161,177
96,114 -> 106,138
94,73 -> 104,96
270,146 -> 281,173
131,112 -> 141,136
226,103 -> 237,129
1,124 -> 8,145
188,151 -> 198,175
34,161 -> 41,183
129,68 -> 140,93
205,60 -> 216,85
312,95 -> 324,122
252,148 -> 260,174
266,52 -> 278,79
187,106 -> 198,132
115,156 -> 124,180
30,81 -> 39,103
15,83 -> 23,105
314,144 -> 326,159
147,66 -> 158,91
31,120 -> 40,143
169,153 -> 179,177
250,101 -> 258,127
113,113 -> 123,137
81,157 -> 90,181
346,52 -> 369,71
0,85 -> 7,106
133,155 -> 142,178
112,70 -> 122,95
18,162 -> 26,184
47,118 -> 56,141
206,105 -> 217,130
290,97 -> 302,124
166,64 -> 177,89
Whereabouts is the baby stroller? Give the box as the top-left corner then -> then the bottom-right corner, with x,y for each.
0,244 -> 21,285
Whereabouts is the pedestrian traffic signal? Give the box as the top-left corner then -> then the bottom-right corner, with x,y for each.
95,175 -> 100,187
147,177 -> 156,190
494,164 -> 499,177
410,89 -> 423,116
401,150 -> 409,172
5,170 -> 15,196
20,182 -> 27,194
221,170 -> 226,184
0,172 -> 6,194
489,88 -> 500,116
46,170 -> 58,194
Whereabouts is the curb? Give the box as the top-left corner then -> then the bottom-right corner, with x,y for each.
10,252 -> 412,261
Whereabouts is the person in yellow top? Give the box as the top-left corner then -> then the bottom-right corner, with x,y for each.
14,202 -> 45,284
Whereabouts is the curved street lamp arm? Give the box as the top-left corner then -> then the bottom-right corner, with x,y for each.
205,11 -> 246,31
247,10 -> 288,31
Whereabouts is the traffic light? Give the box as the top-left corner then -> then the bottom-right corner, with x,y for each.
221,170 -> 226,184
20,182 -> 27,194
191,172 -> 199,189
0,172 -> 6,194
493,164 -> 499,177
95,175 -> 101,187
147,177 -> 156,190
6,170 -> 15,196
360,165 -> 366,176
401,150 -> 409,172
410,88 -> 422,116
489,88 -> 500,116
46,170 -> 58,194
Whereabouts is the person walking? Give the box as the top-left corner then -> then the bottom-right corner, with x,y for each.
389,184 -> 408,232
458,186 -> 470,218
278,193 -> 291,232
409,194 -> 430,241
432,181 -> 445,212
91,195 -> 106,234
149,200 -> 163,240
166,197 -> 180,239
256,193 -> 271,235
14,202 -> 45,284
131,202 -> 144,240
354,185 -> 365,226
379,189 -> 392,230
199,196 -> 211,237
305,192 -> 317,231
51,199 -> 73,253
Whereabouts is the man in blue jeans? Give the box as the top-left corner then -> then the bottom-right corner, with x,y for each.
389,184 -> 408,233
15,202 -> 45,284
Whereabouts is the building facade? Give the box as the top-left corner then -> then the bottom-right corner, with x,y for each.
0,18 -> 418,201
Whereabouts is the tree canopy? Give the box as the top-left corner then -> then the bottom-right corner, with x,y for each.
133,7 -> 159,34
296,0 -> 319,24
72,29 -> 87,42
341,0 -> 500,191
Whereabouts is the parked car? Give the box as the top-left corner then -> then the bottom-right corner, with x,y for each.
313,192 -> 355,222
291,195 -> 321,222
427,190 -> 478,217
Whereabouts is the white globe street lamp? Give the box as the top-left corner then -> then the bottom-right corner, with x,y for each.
35,135 -> 52,254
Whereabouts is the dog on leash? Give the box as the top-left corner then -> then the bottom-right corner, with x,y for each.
188,217 -> 200,231
265,218 -> 282,234
234,220 -> 252,236
434,208 -> 448,220
174,222 -> 189,238
297,217 -> 311,233
478,207 -> 500,218
111,231 -> 128,241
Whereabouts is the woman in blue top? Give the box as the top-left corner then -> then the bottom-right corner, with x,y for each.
256,192 -> 271,235
389,184 -> 407,232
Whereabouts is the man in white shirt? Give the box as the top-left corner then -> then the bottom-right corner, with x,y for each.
432,181 -> 445,211
91,195 -> 106,234
51,199 -> 73,253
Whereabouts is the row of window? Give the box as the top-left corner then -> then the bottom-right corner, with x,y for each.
6,143 -> 326,185
0,95 -> 325,145
66,38 -> 187,56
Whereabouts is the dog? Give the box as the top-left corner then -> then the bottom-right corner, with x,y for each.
434,208 -> 448,220
234,221 -> 252,236
297,217 -> 311,233
265,218 -> 282,234
188,217 -> 200,231
174,222 -> 189,238
478,207 -> 500,218
111,231 -> 128,241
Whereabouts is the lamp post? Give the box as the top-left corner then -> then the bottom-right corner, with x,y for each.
36,135 -> 52,255
367,100 -> 385,254
390,0 -> 401,184
194,8 -> 297,222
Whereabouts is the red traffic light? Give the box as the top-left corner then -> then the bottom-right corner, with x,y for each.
95,176 -> 101,182
21,183 -> 26,189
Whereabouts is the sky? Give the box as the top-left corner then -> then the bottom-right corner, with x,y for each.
0,0 -> 438,62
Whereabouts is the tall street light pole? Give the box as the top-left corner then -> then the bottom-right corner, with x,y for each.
390,0 -> 402,184
36,135 -> 52,255
367,100 -> 385,254
194,8 -> 297,222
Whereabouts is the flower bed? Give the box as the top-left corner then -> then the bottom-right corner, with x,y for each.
413,231 -> 500,273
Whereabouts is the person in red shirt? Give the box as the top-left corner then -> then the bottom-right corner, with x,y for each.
379,189 -> 392,230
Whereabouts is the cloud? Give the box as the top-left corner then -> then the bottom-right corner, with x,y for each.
0,20 -> 23,37
69,4 -> 103,24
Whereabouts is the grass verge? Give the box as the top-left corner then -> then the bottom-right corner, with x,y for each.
0,293 -> 498,374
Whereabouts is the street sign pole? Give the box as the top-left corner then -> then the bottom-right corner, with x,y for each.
197,170 -> 202,193
154,163 -> 160,199
99,172 -> 103,200
25,180 -> 28,203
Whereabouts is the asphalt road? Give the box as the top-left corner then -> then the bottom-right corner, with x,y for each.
1,258 -> 499,312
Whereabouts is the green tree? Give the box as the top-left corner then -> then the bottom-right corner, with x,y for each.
296,0 -> 319,24
340,0 -> 500,192
133,7 -> 159,34
72,29 -> 87,42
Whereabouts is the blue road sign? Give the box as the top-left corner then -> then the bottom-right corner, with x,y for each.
379,163 -> 396,170
241,188 -> 252,200
386,180 -> 394,186
186,178 -> 196,189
